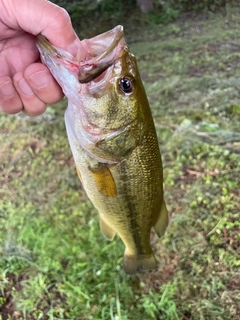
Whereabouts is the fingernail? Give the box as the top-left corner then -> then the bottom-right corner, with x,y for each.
18,78 -> 34,96
29,71 -> 50,89
0,80 -> 15,97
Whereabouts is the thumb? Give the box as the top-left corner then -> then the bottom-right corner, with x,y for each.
5,0 -> 79,52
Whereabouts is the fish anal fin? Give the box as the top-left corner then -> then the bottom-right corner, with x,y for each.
123,251 -> 157,275
154,200 -> 169,238
89,165 -> 117,197
99,216 -> 116,241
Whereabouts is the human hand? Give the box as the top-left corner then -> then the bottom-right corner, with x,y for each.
0,0 -> 78,116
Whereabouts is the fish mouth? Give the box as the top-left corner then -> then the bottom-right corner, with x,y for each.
77,25 -> 124,83
36,25 -> 125,84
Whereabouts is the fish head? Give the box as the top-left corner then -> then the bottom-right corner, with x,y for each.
36,26 -> 148,163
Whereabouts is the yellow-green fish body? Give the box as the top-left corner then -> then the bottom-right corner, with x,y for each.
37,26 -> 168,274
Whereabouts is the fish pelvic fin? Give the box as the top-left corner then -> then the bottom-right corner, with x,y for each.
99,216 -> 116,241
154,200 -> 169,238
123,251 -> 157,275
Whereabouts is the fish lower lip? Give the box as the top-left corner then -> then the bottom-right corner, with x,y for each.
36,26 -> 124,84
36,35 -> 58,55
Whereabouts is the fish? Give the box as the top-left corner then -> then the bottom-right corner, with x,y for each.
36,25 -> 168,275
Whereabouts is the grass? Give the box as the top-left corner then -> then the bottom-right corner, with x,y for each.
1,5 -> 240,320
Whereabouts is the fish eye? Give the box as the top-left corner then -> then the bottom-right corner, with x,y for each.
119,77 -> 134,94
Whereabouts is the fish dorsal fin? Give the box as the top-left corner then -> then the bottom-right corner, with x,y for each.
154,200 -> 169,238
99,216 -> 116,241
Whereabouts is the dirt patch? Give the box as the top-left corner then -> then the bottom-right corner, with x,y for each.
0,274 -> 28,320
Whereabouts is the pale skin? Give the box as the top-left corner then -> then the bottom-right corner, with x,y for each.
0,0 -> 79,116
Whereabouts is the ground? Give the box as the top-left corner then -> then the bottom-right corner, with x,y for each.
0,6 -> 240,320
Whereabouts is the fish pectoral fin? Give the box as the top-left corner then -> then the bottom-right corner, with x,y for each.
153,200 -> 169,238
123,251 -> 157,275
99,216 -> 116,241
89,165 -> 117,197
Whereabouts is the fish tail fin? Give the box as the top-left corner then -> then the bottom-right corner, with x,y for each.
123,251 -> 157,275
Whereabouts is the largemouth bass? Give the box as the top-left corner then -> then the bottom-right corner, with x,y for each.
36,25 -> 168,274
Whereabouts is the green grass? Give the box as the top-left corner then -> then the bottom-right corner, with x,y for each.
1,6 -> 240,320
